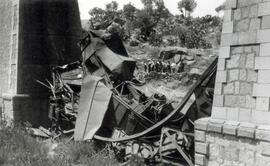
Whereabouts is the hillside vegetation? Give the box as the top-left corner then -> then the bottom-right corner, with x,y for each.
87,0 -> 223,49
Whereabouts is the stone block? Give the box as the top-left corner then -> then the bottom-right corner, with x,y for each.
228,69 -> 239,82
217,58 -> 226,70
249,4 -> 259,18
212,106 -> 227,120
246,96 -> 256,109
260,43 -> 270,56
223,82 -> 235,94
253,83 -> 270,97
195,153 -> 206,166
246,53 -> 255,69
256,97 -> 270,111
254,153 -> 270,166
258,70 -> 270,83
239,108 -> 252,122
238,31 -> 257,45
256,126 -> 270,141
206,133 -> 217,143
219,47 -> 231,58
252,45 -> 260,56
195,130 -> 206,142
251,110 -> 270,125
214,82 -> 223,95
222,21 -> 234,34
234,19 -> 250,32
235,19 -> 250,32
233,8 -> 241,21
195,142 -> 209,155
209,144 -> 223,161
224,95 -> 238,107
207,119 -> 225,133
195,118 -> 210,131
239,150 -> 255,165
239,69 -> 247,81
216,70 -> 227,83
221,33 -> 238,46
262,15 -> 270,29
238,95 -> 246,108
258,2 -> 270,16
226,54 -> 241,69
231,46 -> 243,54
260,142 -> 270,156
250,18 -> 261,31
241,7 -> 250,19
255,57 -> 270,70
246,70 -> 257,82
225,0 -> 237,9
224,147 -> 240,161
239,55 -> 246,68
240,82 -> 253,95
238,0 -> 260,8
235,82 -> 240,94
238,123 -> 256,138
213,95 -> 224,107
224,9 -> 233,22
244,46 -> 252,53
223,121 -> 239,135
257,29 -> 270,43
226,107 -> 239,121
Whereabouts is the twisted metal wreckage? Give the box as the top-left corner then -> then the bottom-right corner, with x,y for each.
35,30 -> 217,165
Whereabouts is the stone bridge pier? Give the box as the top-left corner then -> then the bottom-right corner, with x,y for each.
195,0 -> 270,165
0,0 -> 81,127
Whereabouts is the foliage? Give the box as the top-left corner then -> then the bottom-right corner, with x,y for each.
149,31 -> 163,46
0,123 -> 118,166
89,1 -> 121,30
123,3 -> 136,21
172,15 -> 222,48
177,0 -> 197,17
106,1 -> 118,12
87,0 -> 222,49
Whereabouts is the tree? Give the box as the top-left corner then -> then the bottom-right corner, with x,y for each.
105,1 -> 120,21
123,3 -> 136,21
177,0 -> 197,17
88,1 -> 122,30
89,7 -> 108,29
136,0 -> 171,40
106,1 -> 118,12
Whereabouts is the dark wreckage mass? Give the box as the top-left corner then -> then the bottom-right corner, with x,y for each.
34,30 -> 217,166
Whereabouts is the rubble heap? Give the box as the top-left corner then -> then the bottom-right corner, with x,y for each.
35,30 -> 217,165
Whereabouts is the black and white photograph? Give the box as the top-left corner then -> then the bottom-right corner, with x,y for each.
0,0 -> 269,165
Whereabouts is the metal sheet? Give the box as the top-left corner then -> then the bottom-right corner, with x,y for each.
74,75 -> 112,140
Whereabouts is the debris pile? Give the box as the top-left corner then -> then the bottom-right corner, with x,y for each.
34,30 -> 217,165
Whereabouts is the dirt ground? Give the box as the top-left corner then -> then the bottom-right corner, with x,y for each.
126,43 -> 217,103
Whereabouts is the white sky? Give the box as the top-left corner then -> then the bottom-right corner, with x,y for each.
78,0 -> 225,20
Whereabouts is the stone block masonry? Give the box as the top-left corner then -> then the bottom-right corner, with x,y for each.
0,0 -> 82,126
0,1 -> 12,106
195,118 -> 270,166
195,0 -> 270,165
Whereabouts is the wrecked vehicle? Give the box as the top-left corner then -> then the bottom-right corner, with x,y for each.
37,30 -> 217,165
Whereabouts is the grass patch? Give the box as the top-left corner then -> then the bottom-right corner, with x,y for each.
0,124 -> 118,166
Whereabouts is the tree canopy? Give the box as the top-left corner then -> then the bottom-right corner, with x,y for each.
177,0 -> 197,17
87,0 -> 222,49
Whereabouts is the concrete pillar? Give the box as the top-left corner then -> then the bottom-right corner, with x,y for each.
0,0 -> 82,127
195,0 -> 270,165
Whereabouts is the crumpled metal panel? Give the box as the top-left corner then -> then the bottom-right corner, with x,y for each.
74,75 -> 112,140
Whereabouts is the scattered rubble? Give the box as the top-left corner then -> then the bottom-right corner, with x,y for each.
33,30 -> 217,165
